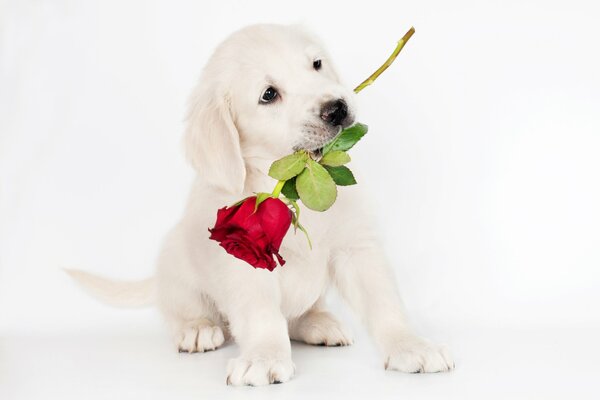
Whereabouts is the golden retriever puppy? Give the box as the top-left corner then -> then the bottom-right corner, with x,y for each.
69,23 -> 453,386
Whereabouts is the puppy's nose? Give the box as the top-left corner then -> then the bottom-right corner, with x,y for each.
320,99 -> 348,127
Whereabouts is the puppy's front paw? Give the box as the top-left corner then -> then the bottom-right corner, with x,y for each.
226,357 -> 295,386
384,334 -> 454,373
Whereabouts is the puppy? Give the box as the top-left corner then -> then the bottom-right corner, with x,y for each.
69,23 -> 454,386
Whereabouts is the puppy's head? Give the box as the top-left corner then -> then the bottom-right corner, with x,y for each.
185,24 -> 356,193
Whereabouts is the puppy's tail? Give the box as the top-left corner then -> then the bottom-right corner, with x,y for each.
64,269 -> 155,308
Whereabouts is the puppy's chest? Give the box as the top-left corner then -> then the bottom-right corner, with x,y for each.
247,180 -> 365,318
277,215 -> 334,319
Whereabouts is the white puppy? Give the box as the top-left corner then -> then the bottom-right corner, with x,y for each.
69,23 -> 454,386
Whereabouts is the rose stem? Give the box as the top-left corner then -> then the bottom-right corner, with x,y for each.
353,26 -> 415,94
271,180 -> 286,198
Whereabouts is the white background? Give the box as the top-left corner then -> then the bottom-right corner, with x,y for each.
1,0 -> 599,399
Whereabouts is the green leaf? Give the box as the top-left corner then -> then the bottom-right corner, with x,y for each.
268,152 -> 308,181
324,165 -> 357,186
296,159 -> 337,211
320,150 -> 351,166
322,123 -> 368,154
281,177 -> 299,200
254,192 -> 271,212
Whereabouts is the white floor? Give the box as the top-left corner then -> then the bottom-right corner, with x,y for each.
2,316 -> 599,400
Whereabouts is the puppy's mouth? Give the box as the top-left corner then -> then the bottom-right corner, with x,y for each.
308,147 -> 324,159
293,124 -> 344,156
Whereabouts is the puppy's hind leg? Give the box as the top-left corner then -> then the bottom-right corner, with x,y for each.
288,299 -> 353,347
168,306 -> 227,354
173,314 -> 227,354
154,227 -> 228,354
157,274 -> 227,354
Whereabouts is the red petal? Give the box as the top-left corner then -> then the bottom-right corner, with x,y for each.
208,196 -> 290,272
256,198 -> 293,250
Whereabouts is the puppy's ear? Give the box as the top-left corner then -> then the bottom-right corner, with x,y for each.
184,85 -> 246,194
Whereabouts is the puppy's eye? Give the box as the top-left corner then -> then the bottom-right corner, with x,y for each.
260,87 -> 278,104
313,59 -> 322,70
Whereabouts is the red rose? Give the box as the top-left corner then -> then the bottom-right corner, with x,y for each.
208,196 -> 293,271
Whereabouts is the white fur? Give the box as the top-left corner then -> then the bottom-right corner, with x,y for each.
68,24 -> 453,386
64,269 -> 154,308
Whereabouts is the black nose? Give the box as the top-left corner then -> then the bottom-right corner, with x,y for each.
320,99 -> 348,127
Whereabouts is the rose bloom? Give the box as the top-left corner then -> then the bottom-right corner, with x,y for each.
208,197 -> 293,271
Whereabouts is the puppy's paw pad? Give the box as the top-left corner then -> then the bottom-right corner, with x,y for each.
292,311 -> 353,346
384,335 -> 454,373
226,357 -> 295,386
177,323 -> 225,353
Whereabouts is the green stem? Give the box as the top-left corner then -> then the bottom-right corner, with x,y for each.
271,180 -> 286,198
353,27 -> 415,94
